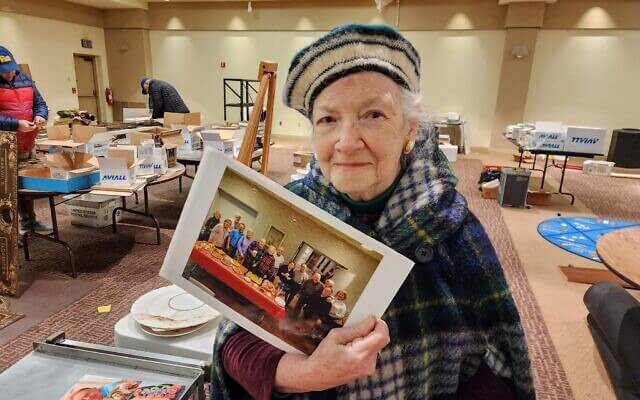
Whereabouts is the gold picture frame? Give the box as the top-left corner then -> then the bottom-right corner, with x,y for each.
0,131 -> 18,296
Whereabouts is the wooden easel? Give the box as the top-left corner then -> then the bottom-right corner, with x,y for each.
237,61 -> 278,175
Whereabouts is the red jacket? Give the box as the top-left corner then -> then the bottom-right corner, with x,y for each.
0,71 -> 48,152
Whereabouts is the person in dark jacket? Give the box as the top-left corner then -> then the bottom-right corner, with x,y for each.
0,46 -> 51,233
140,77 -> 189,119
198,210 -> 221,241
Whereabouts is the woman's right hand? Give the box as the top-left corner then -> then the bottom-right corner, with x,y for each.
274,316 -> 390,393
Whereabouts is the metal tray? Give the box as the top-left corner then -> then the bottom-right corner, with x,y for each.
0,332 -> 206,399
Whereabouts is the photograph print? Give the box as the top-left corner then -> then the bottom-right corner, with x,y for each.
161,150 -> 413,355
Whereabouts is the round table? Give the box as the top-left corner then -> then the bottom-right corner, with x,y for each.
596,226 -> 640,289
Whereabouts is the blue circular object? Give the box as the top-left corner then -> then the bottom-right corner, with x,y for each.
537,216 -> 640,262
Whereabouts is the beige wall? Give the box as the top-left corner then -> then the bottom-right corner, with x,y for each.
148,0 -> 505,31
0,0 -> 103,27
0,11 -> 112,123
490,28 -> 539,151
524,30 -> 640,151
105,28 -> 153,105
149,29 -> 505,147
208,170 -> 380,310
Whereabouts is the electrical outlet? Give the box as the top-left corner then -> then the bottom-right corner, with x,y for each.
279,121 -> 282,126
220,61 -> 226,68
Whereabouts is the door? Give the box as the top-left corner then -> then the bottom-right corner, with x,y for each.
73,55 -> 100,121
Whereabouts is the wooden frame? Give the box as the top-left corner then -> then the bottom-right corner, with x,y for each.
264,225 -> 285,248
237,61 -> 278,175
0,132 -> 19,295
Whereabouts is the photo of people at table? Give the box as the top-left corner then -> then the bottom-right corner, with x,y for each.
183,169 -> 381,354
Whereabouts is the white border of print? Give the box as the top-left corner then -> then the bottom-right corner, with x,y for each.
160,148 -> 414,354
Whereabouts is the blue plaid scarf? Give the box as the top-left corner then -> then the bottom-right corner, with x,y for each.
211,126 -> 536,400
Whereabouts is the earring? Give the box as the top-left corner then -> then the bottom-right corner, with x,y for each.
403,140 -> 415,154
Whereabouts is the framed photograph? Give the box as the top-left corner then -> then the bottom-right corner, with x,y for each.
265,225 -> 285,248
160,149 -> 414,355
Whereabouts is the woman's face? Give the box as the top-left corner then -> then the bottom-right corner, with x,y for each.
311,72 -> 416,201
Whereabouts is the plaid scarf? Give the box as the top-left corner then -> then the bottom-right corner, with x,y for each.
211,126 -> 536,400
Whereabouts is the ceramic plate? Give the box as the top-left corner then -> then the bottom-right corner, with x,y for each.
138,321 -> 209,338
132,285 -> 219,330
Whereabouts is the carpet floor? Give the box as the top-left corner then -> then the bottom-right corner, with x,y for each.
548,166 -> 640,222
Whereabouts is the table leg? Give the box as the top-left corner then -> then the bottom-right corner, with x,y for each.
179,176 -> 183,193
113,207 -> 161,245
49,196 -> 59,240
518,149 -> 524,168
557,156 -> 576,205
24,231 -> 77,278
112,191 -> 161,245
23,231 -> 30,261
532,154 -> 537,170
144,186 -> 149,214
540,155 -> 549,189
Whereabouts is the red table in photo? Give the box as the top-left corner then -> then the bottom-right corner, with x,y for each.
190,247 -> 286,320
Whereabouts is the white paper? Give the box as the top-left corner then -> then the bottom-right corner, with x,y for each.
160,149 -> 414,355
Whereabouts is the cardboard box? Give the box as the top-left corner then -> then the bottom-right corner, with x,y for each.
169,125 -> 203,152
163,112 -> 202,127
526,190 -> 552,206
19,167 -> 100,193
481,186 -> 498,199
165,143 -> 177,167
533,121 -> 565,151
293,151 -> 314,168
439,144 -> 458,162
98,147 -> 139,187
133,127 -> 183,147
136,141 -> 158,176
66,194 -> 119,228
40,125 -> 110,155
44,152 -> 98,180
583,160 -> 615,176
201,131 -> 239,157
564,126 -> 607,154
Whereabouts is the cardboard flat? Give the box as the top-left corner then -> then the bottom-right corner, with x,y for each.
72,125 -> 107,144
46,125 -> 71,140
163,112 -> 202,127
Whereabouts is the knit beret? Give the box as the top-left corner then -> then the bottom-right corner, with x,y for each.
283,23 -> 421,118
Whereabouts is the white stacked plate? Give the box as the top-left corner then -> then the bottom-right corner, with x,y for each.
131,285 -> 219,337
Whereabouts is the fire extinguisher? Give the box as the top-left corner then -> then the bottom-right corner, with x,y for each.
105,88 -> 114,106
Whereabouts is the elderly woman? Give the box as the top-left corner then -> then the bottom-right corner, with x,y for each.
213,24 -> 534,400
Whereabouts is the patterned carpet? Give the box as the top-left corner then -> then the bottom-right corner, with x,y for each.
548,167 -> 640,222
453,159 -> 573,400
0,152 -> 573,399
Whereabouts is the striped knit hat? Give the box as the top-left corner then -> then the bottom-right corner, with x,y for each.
283,23 -> 421,118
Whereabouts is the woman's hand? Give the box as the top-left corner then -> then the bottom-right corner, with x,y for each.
274,316 -> 390,393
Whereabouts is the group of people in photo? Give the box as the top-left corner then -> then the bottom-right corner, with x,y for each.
198,210 -> 349,335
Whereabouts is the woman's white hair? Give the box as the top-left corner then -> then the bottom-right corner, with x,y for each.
400,88 -> 429,128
